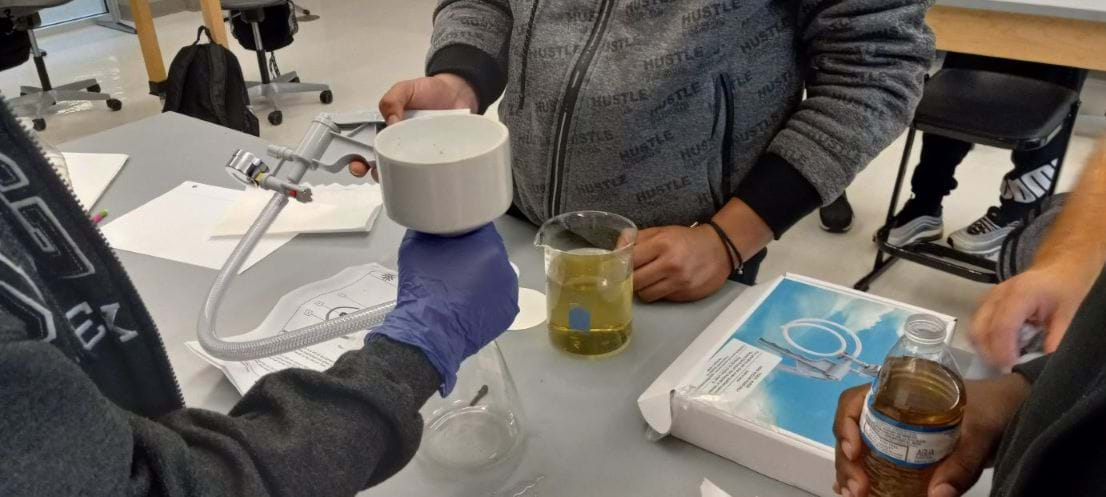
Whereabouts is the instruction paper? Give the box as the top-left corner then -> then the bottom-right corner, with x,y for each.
691,340 -> 781,400
700,479 -> 734,497
100,182 -> 294,273
212,183 -> 383,236
63,152 -> 127,208
186,263 -> 399,394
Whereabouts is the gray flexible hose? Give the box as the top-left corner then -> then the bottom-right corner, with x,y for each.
197,191 -> 395,361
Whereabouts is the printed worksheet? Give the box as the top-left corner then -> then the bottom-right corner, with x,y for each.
187,263 -> 399,394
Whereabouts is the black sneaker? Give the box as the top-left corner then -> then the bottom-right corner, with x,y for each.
886,198 -> 943,247
819,193 -> 854,233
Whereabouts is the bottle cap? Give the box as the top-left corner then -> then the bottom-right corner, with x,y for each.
903,314 -> 948,344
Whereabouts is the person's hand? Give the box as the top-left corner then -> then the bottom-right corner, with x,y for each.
374,224 -> 519,394
833,376 -> 1031,497
629,225 -> 731,302
970,262 -> 1095,368
349,73 -> 479,179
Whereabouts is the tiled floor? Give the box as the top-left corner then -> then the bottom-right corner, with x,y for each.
2,0 -> 1101,350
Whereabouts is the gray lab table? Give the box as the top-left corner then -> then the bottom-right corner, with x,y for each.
63,113 -> 989,497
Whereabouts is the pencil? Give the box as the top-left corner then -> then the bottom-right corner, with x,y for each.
90,209 -> 109,225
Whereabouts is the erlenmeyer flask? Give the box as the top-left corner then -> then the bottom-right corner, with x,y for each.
419,340 -> 524,471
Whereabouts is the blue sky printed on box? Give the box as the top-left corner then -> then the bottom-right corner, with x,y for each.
724,278 -> 920,448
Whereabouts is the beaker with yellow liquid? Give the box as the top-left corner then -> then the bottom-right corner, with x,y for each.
535,211 -> 637,357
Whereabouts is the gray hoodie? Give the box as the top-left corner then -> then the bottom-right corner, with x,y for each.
426,0 -> 935,233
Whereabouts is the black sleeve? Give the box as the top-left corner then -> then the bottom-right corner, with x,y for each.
425,0 -> 513,113
0,331 -> 439,497
735,153 -> 824,238
427,45 -> 508,114
1012,354 -> 1051,384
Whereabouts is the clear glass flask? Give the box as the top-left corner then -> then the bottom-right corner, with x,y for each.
419,340 -> 524,472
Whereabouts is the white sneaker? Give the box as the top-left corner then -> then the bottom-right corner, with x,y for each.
948,207 -> 1021,255
886,200 -> 944,247
887,216 -> 943,247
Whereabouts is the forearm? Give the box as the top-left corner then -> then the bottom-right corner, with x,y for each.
710,197 -> 775,265
427,0 -> 512,112
1,335 -> 439,497
161,335 -> 440,495
777,0 -> 934,202
1031,138 -> 1106,276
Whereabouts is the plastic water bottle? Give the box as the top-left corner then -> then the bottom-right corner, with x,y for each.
861,314 -> 966,497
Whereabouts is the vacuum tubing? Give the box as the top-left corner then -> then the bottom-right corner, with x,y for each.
197,191 -> 395,361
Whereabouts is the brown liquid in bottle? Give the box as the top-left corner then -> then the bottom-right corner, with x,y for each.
864,356 -> 967,497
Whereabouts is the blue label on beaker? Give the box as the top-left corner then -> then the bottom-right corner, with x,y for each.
569,305 -> 591,333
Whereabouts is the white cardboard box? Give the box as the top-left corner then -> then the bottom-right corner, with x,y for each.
638,274 -> 956,497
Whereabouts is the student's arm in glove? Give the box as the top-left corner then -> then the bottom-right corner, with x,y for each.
0,225 -> 518,497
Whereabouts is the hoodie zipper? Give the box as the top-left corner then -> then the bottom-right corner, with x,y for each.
10,101 -> 187,410
718,73 -> 736,201
515,0 -> 542,110
546,0 -> 617,218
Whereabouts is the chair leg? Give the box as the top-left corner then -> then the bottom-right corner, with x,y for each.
854,125 -> 918,291
269,82 -> 329,94
275,71 -> 299,83
1047,101 -> 1082,197
26,30 -> 53,91
885,125 -> 917,225
54,79 -> 101,92
52,90 -> 110,103
854,252 -> 899,292
250,22 -> 270,85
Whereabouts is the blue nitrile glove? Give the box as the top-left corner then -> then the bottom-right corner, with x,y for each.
374,224 -> 519,394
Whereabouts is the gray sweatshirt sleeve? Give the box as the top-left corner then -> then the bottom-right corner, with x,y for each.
752,0 -> 935,213
425,0 -> 513,112
0,330 -> 439,497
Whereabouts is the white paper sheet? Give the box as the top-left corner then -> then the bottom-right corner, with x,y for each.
700,479 -> 734,497
100,181 -> 294,273
62,152 -> 128,208
186,263 -> 399,394
212,183 -> 383,236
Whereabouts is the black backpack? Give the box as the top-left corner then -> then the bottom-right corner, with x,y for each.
0,18 -> 31,72
163,27 -> 259,136
230,3 -> 297,52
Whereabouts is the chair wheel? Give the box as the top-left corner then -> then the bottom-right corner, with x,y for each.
32,118 -> 46,131
87,84 -> 101,93
268,110 -> 283,125
320,90 -> 333,104
107,98 -> 123,111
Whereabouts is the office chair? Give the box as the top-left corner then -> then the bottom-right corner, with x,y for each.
0,0 -> 122,131
854,69 -> 1081,292
223,0 -> 331,126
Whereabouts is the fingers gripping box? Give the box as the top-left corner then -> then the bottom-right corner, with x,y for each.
638,275 -> 955,497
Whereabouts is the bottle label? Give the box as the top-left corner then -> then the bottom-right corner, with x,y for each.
860,393 -> 960,468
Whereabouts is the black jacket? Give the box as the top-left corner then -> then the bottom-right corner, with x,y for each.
994,268 -> 1106,496
0,99 -> 438,497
